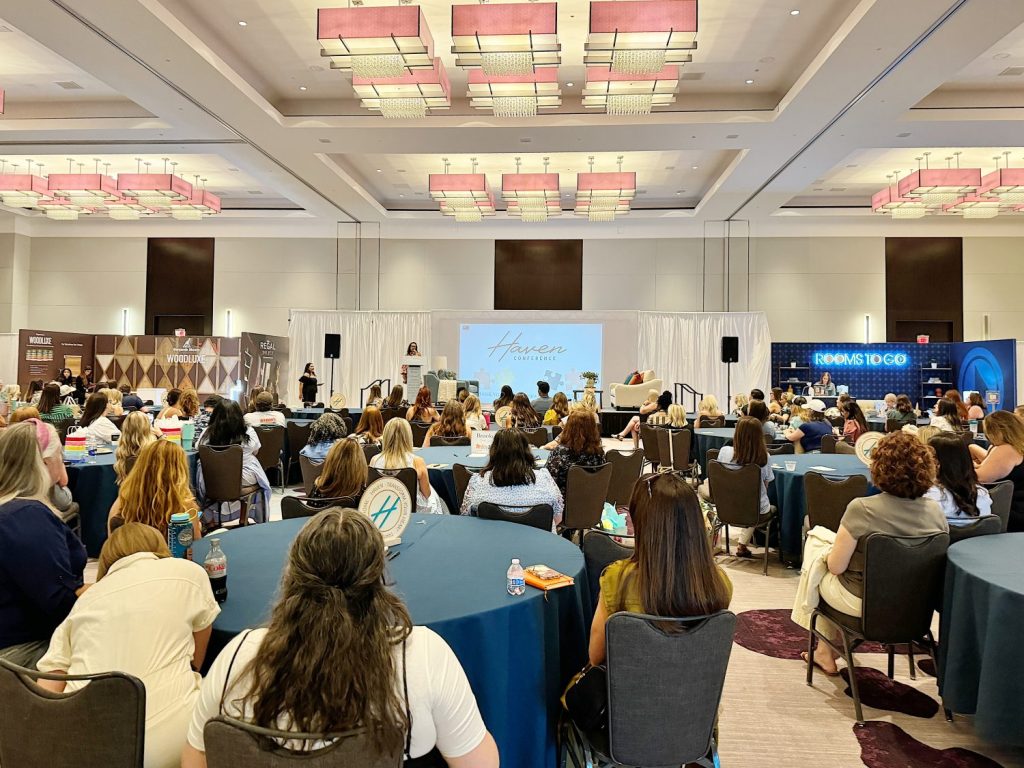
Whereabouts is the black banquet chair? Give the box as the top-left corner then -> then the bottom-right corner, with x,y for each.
603,449 -> 644,508
281,495 -> 361,520
476,502 -> 554,532
582,529 -> 633,611
707,460 -> 778,575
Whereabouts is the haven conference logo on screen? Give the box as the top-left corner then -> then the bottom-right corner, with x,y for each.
460,323 -> 603,404
813,351 -> 909,368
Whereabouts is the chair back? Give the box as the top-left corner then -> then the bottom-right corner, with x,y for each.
298,455 -> 325,496
278,406 -> 293,419
563,463 -> 613,531
285,421 -> 312,461
452,463 -> 478,509
582,530 -> 632,610
521,428 -> 548,448
476,502 -> 554,531
0,658 -> 145,768
362,443 -> 382,465
670,428 -> 693,471
366,466 -> 418,503
551,425 -> 563,441
281,495 -> 360,520
767,442 -> 794,455
707,461 -> 762,527
253,426 -> 285,472
604,449 -> 644,507
820,434 -> 838,453
380,407 -> 402,425
199,445 -> 244,502
656,428 -> 672,467
706,448 -> 720,464
861,532 -> 949,643
409,421 -> 431,447
697,415 -> 725,428
804,472 -> 869,533
884,419 -> 905,433
639,423 -> 661,465
204,716 -> 401,768
983,481 -> 1013,532
835,440 -> 855,455
947,515 -> 1002,544
429,435 -> 471,447
606,612 -> 736,766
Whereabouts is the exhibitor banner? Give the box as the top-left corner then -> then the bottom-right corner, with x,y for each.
17,329 -> 95,392
94,335 -> 241,397
240,332 -> 290,404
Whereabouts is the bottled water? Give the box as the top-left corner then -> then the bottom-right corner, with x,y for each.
507,558 -> 525,596
203,538 -> 228,603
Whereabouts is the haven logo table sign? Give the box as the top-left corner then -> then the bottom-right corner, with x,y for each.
358,476 -> 412,546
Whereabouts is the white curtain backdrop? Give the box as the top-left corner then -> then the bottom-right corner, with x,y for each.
287,311 -> 430,407
0,333 -> 17,387
638,312 -> 772,411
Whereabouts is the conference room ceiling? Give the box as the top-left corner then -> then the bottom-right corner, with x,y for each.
0,0 -> 1023,234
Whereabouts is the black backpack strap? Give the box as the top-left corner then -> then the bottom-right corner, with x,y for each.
219,629 -> 254,714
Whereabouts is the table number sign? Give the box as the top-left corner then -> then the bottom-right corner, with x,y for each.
855,432 -> 884,466
470,429 -> 496,456
358,476 -> 412,546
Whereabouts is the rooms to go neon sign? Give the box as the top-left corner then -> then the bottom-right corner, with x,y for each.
813,351 -> 909,368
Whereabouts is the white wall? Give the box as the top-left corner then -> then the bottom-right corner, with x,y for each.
963,238 -> 1024,342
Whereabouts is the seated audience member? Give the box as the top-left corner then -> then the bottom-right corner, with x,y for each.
178,389 -> 200,421
371,419 -> 442,515
300,413 -> 348,461
460,429 -> 563,526
366,384 -> 384,408
120,384 -> 145,412
38,523 -> 218,768
586,473 -> 731,667
613,389 -> 660,446
645,391 -> 675,426
695,395 -> 724,428
26,418 -> 74,515
456,387 -> 469,403
879,393 -> 897,417
195,400 -> 271,525
966,392 -> 986,422
732,393 -> 749,417
406,386 -> 440,424
543,391 -> 570,426
945,389 -> 969,421
79,391 -> 121,445
504,392 -> 542,430
800,432 -> 946,676
37,383 -> 74,424
666,403 -> 690,429
841,400 -> 869,444
768,387 -> 786,415
75,366 -> 94,403
193,396 -> 219,437
493,385 -> 514,412
546,410 -> 606,496
915,426 -> 942,446
788,397 -> 807,429
713,416 -> 773,558
56,368 -> 75,389
26,379 -> 44,406
384,384 -> 406,410
182,510 -> 498,768
930,398 -> 962,433
243,391 -> 287,428
157,388 -> 184,420
0,424 -> 87,667
927,432 -> 992,526
887,394 -> 917,429
462,395 -> 487,432
353,405 -> 385,445
10,406 -> 40,423
114,411 -> 158,483
109,440 -> 201,542
970,410 -> 1024,531
310,439 -> 368,503
423,401 -> 472,446
579,390 -> 601,422
100,387 -> 125,417
1016,404 -> 1024,420
531,380 -> 554,416
244,387 -> 264,414
747,399 -> 777,440
836,392 -> 851,413
749,388 -> 766,405
784,399 -> 831,452
814,371 -> 837,397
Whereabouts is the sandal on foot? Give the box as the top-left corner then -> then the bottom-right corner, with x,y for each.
801,651 -> 840,677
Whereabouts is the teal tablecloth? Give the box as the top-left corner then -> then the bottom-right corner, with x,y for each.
939,533 -> 1024,745
193,514 -> 588,767
695,427 -> 735,468
414,446 -> 550,514
66,450 -> 199,557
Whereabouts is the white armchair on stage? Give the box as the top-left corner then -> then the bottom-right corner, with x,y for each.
609,370 -> 664,409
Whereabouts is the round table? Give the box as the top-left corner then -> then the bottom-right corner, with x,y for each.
939,533 -> 1024,745
66,451 -> 199,557
192,514 -> 588,768
766,453 -> 875,563
695,427 -> 735,468
414,446 -> 550,514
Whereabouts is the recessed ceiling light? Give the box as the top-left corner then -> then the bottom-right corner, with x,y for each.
237,20 -> 247,26
399,194 -> 404,197
566,82 -> 574,87
745,79 -> 754,84
299,85 -> 307,91
790,9 -> 800,15
691,165 -> 698,170
376,168 -> 382,173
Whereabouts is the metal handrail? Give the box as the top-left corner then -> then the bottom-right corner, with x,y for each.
359,378 -> 391,408
674,382 -> 704,413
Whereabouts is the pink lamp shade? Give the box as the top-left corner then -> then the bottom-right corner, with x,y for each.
502,172 -> 561,218
451,3 -> 560,71
582,65 -> 678,111
47,173 -> 120,203
979,168 -> 1024,203
467,67 -> 561,113
317,6 -> 434,75
174,189 -> 222,215
896,168 -> 981,201
351,57 -> 452,116
575,171 -> 636,218
116,173 -> 193,207
586,0 -> 697,71
0,173 -> 53,206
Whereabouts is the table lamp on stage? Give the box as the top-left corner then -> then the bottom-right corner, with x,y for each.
403,354 -> 425,392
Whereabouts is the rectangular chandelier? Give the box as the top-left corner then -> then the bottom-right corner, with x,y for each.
429,173 -> 496,222
0,173 -> 53,208
896,168 -> 981,206
317,6 -> 434,78
979,167 -> 1024,204
871,186 -> 927,219
172,189 -> 222,220
352,58 -> 451,118
575,171 -> 636,221
451,3 -> 560,75
502,173 -> 560,221
943,195 -> 1003,219
116,173 -> 193,209
467,69 -> 561,117
582,65 -> 678,114
585,0 -> 697,74
47,173 -> 120,205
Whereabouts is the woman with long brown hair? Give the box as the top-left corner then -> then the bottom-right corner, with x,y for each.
406,386 -> 439,424
966,391 -> 986,421
546,410 -> 605,496
353,405 -> 385,444
502,392 -> 541,429
944,389 -> 969,421
715,416 -> 773,559
543,391 -> 570,426
109,439 -> 201,542
311,439 -> 368,502
178,389 -> 201,420
385,384 -> 406,410
182,509 -> 498,768
37,382 -> 74,424
423,401 -> 472,446
79,390 -> 121,444
588,473 -> 732,665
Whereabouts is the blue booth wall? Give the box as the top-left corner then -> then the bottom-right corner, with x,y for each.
952,339 -> 1017,411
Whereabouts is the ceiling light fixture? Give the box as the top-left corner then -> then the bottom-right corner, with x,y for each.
502,156 -> 560,222
299,85 -> 308,91
467,68 -> 561,116
582,65 -> 678,114
585,0 -> 697,75
238,20 -> 248,27
451,2 -> 560,75
429,157 -> 496,222
575,155 -> 636,221
789,9 -> 800,16
317,5 -> 435,77
745,79 -> 754,84
0,159 -> 54,208
117,158 -> 192,211
351,58 -> 451,118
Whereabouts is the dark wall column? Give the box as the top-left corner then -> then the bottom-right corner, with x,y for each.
146,238 -> 215,335
885,237 -> 963,342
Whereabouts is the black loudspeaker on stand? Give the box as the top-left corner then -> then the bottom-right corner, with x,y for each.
721,336 -> 739,412
324,334 -> 341,404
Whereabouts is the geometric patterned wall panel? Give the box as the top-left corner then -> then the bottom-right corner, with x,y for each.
94,335 -> 241,396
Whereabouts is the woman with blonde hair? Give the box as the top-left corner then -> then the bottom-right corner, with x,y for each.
10,405 -> 40,423
353,405 -> 385,445
109,440 -> 201,542
543,391 -> 570,426
613,389 -> 660,444
666,403 -> 689,429
311,439 -> 368,503
99,387 -> 124,417
462,394 -> 487,431
695,395 -> 723,428
732,393 -> 749,417
0,423 -> 87,667
423,401 -> 472,446
38,523 -> 219,768
115,411 -> 159,483
370,419 -> 442,514
970,410 -> 1024,531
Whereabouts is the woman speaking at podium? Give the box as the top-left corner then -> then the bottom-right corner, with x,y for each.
401,341 -> 421,384
298,362 -> 323,405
